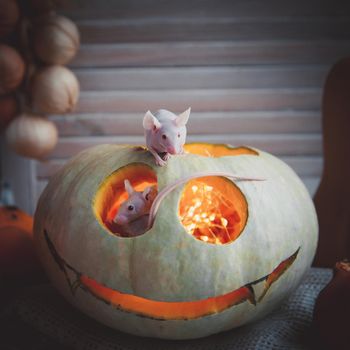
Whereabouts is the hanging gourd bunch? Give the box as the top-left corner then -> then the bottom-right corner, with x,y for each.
0,0 -> 80,159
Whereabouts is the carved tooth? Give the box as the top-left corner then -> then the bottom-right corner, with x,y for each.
249,279 -> 268,303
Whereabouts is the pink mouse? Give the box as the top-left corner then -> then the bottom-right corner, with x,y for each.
112,179 -> 157,237
143,108 -> 191,166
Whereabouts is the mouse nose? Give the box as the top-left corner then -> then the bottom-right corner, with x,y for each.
114,215 -> 127,225
167,146 -> 176,155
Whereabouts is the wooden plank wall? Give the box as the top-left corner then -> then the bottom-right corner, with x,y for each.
34,0 -> 350,207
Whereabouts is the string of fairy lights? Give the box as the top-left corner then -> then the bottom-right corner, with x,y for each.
179,180 -> 241,244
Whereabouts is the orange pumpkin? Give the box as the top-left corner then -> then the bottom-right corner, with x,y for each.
0,206 -> 42,279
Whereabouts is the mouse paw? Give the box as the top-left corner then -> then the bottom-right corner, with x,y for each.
155,157 -> 167,166
163,153 -> 171,161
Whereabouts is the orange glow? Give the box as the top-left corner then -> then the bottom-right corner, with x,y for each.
80,275 -> 253,320
264,249 -> 299,287
258,248 -> 299,301
43,229 -> 300,321
184,144 -> 259,157
93,163 -> 157,234
94,144 -> 256,237
78,248 -> 299,319
179,177 -> 248,244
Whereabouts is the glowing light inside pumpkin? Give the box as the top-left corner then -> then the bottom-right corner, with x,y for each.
43,229 -> 300,321
93,163 -> 157,235
179,177 -> 248,245
184,143 -> 259,157
77,248 -> 299,319
94,145 -> 255,238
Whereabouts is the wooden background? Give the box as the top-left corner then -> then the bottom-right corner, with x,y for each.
2,0 -> 350,214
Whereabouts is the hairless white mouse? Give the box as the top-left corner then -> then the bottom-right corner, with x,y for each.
143,108 -> 191,166
112,179 -> 157,237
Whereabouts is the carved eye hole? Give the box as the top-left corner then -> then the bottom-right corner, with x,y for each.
178,133 -> 180,138
162,134 -> 167,140
128,205 -> 134,211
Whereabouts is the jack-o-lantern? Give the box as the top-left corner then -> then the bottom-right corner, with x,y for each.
34,143 -> 318,340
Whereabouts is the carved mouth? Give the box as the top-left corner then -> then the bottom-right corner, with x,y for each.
44,230 -> 299,320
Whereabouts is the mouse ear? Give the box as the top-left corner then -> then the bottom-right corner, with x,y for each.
124,179 -> 134,196
142,187 -> 152,201
142,186 -> 157,201
143,111 -> 161,131
175,107 -> 191,127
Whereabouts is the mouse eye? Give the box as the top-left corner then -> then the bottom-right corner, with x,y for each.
177,133 -> 181,138
128,205 -> 134,211
162,134 -> 167,140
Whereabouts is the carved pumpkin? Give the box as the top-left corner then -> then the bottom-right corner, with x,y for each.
34,143 -> 318,339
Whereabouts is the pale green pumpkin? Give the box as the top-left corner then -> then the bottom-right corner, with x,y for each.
34,143 -> 318,339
